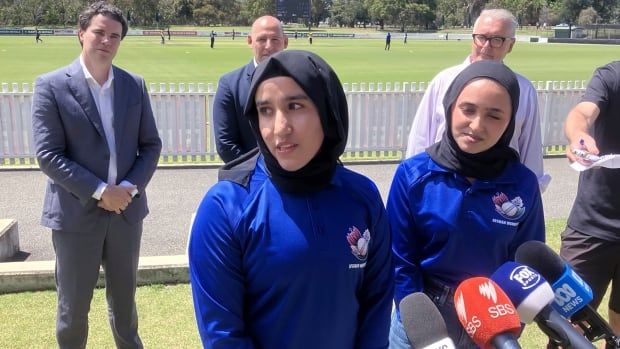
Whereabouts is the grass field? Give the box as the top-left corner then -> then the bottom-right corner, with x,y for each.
0,35 -> 617,84
0,219 -> 613,348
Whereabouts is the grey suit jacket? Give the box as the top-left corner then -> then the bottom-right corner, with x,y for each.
32,58 -> 162,232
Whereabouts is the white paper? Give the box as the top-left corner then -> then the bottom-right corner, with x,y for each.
570,154 -> 620,171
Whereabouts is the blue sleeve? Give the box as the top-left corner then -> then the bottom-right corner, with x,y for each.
509,179 -> 546,259
386,163 -> 424,311
213,75 -> 242,163
356,187 -> 394,349
188,185 -> 255,349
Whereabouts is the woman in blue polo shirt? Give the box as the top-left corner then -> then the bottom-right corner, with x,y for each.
388,60 -> 545,348
188,50 -> 393,349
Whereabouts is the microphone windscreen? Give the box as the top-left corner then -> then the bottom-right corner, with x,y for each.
515,241 -> 565,282
454,277 -> 521,349
400,292 -> 454,349
491,261 -> 555,323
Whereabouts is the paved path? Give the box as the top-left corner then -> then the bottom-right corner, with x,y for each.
0,157 -> 578,262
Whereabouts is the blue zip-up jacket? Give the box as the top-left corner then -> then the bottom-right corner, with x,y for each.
387,152 -> 545,311
189,155 -> 393,349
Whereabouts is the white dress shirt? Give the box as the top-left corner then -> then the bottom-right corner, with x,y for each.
80,56 -> 136,200
405,56 -> 551,192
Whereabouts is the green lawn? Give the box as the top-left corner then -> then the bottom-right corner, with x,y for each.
0,218 -> 612,348
0,35 -> 617,84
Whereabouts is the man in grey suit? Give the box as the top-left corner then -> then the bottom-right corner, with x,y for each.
31,2 -> 161,348
213,15 -> 288,163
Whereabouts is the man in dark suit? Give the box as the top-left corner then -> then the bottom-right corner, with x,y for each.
213,15 -> 288,163
31,2 -> 161,348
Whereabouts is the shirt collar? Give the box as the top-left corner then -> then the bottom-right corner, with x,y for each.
427,155 -> 519,186
257,155 -> 344,190
79,54 -> 114,88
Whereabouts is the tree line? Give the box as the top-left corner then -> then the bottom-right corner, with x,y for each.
0,0 -> 617,30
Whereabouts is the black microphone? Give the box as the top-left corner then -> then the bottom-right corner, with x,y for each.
491,261 -> 595,348
516,241 -> 620,348
399,292 -> 456,349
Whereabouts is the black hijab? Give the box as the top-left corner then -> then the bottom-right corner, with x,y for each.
427,60 -> 520,179
242,50 -> 349,195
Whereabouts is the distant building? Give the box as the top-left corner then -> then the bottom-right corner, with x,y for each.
276,0 -> 310,24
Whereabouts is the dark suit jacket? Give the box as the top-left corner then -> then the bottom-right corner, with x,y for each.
213,60 -> 256,163
32,59 -> 162,232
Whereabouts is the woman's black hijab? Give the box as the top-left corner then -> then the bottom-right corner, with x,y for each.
242,50 -> 349,195
427,60 -> 520,179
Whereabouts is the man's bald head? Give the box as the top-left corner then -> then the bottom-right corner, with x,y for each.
248,15 -> 288,63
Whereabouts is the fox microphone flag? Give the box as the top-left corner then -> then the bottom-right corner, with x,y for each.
491,261 -> 595,348
516,240 -> 620,347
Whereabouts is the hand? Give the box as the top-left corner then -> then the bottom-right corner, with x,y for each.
567,134 -> 599,165
98,185 -> 134,214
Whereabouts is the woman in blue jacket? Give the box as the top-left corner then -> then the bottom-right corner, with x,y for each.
388,60 -> 545,348
188,50 -> 394,349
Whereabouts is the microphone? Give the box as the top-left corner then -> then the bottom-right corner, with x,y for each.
454,277 -> 522,349
399,292 -> 455,349
516,241 -> 620,347
491,261 -> 595,348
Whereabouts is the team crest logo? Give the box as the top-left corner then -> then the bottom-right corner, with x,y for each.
492,192 -> 525,220
347,226 -> 371,260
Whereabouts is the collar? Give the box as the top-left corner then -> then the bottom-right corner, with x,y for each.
427,156 -> 520,186
80,54 -> 114,88
218,151 -> 343,191
466,55 -> 505,66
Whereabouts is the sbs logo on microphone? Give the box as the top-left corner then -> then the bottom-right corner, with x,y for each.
478,281 -> 498,303
455,291 -> 481,336
509,265 -> 541,289
479,281 -> 515,319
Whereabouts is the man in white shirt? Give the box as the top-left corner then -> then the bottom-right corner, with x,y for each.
31,2 -> 161,347
406,8 -> 551,191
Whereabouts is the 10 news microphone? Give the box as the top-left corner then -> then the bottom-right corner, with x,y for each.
398,240 -> 620,349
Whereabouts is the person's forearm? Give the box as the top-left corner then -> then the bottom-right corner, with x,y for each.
565,101 -> 599,143
565,109 -> 591,143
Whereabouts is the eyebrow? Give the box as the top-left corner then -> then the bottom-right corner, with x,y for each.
459,101 -> 507,114
255,94 -> 310,106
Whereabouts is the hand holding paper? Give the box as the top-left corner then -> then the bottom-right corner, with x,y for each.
570,153 -> 620,171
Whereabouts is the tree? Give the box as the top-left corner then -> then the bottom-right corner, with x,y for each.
436,0 -> 464,27
331,0 -> 353,27
559,0 -> 590,24
331,0 -> 366,27
487,0 -> 546,25
241,0 -> 275,23
367,0 -> 405,29
577,6 -> 599,25
310,0 -> 329,28
173,0 -> 194,24
539,4 -> 563,26
436,0 -> 485,27
130,0 -> 160,26
590,0 -> 618,22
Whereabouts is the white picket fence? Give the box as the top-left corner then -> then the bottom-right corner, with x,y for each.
0,80 -> 586,166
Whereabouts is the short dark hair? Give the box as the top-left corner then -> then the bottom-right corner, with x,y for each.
78,1 -> 128,39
